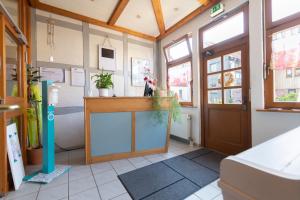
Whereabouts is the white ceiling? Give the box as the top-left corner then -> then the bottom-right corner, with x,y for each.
116,0 -> 160,36
161,0 -> 202,29
39,0 -> 203,37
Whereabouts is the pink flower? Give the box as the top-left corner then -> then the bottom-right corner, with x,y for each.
148,80 -> 152,84
144,77 -> 148,81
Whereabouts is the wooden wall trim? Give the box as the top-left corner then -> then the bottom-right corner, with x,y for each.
157,0 -> 220,40
108,0 -> 129,25
32,1 -> 156,41
151,0 -> 165,34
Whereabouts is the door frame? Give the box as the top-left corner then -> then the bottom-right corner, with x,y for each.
199,3 -> 252,151
0,0 -> 30,194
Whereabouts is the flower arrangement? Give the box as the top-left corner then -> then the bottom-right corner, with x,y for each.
143,67 -> 156,96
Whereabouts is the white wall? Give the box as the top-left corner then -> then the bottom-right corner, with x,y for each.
33,9 -> 155,148
160,0 -> 300,146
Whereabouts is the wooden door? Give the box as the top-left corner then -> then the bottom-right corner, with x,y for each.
0,14 -> 27,195
202,43 -> 251,155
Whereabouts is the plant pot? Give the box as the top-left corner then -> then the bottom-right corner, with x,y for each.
27,148 -> 43,165
98,88 -> 109,97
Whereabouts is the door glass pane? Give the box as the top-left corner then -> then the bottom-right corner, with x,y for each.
5,30 -> 20,97
2,0 -> 19,25
168,62 -> 192,102
165,39 -> 190,62
271,25 -> 300,102
224,70 -> 242,87
208,90 -> 222,104
223,51 -> 241,70
203,12 -> 244,48
207,73 -> 221,88
224,88 -> 242,104
272,0 -> 300,22
207,57 -> 221,73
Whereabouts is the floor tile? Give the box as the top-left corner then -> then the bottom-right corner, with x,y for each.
91,162 -> 113,174
144,154 -> 165,163
69,165 -> 92,181
98,180 -> 127,200
195,185 -> 221,200
94,169 -> 118,185
210,179 -> 221,190
69,187 -> 101,200
110,159 -> 135,175
111,193 -> 132,200
213,194 -> 224,200
40,172 -> 68,191
5,182 -> 40,200
37,183 -> 68,200
5,192 -> 38,200
184,194 -> 201,200
69,176 -> 96,196
55,151 -> 69,165
128,157 -> 151,168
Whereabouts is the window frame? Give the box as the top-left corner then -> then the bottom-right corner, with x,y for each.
163,34 -> 193,106
265,0 -> 300,109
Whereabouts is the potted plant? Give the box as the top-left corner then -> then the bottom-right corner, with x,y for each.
12,64 -> 43,164
92,72 -> 113,97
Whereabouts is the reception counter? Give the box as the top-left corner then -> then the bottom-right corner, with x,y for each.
84,97 -> 172,164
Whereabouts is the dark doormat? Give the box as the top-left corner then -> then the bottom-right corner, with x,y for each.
118,148 -> 225,200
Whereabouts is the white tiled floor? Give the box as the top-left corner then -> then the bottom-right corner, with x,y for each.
1,140 -> 223,200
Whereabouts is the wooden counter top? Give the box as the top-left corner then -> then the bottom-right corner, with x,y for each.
84,96 -> 171,113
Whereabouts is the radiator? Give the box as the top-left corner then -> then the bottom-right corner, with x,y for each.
171,114 -> 192,141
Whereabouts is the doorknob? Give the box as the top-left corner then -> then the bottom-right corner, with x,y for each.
242,96 -> 247,111
0,105 -> 20,112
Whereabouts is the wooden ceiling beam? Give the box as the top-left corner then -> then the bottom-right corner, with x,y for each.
151,0 -> 165,35
32,1 -> 156,41
108,0 -> 129,25
198,0 -> 211,6
157,0 -> 220,40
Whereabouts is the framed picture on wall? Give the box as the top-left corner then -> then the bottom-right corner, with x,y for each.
131,58 -> 152,87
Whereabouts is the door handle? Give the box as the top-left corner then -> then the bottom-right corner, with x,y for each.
0,105 -> 20,112
242,96 -> 247,111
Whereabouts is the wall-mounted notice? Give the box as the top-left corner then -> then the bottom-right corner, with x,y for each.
71,68 -> 85,87
40,67 -> 65,83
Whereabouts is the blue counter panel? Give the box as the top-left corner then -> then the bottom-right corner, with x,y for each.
135,111 -> 168,151
90,112 -> 132,157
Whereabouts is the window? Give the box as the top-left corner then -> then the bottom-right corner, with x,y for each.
164,35 -> 193,106
265,0 -> 300,108
203,12 -> 245,48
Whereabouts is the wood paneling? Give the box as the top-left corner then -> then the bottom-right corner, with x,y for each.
151,0 -> 165,34
84,97 -> 172,164
108,0 -> 129,25
32,1 -> 156,41
157,0 -> 220,40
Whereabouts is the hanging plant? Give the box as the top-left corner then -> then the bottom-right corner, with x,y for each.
152,89 -> 181,124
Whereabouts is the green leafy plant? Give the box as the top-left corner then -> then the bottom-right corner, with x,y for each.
152,89 -> 181,124
92,72 -> 114,89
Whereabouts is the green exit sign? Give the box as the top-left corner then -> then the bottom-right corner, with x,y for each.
210,3 -> 224,17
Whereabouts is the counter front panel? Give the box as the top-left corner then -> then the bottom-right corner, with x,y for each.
84,97 -> 172,164
135,111 -> 168,151
90,112 -> 132,157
